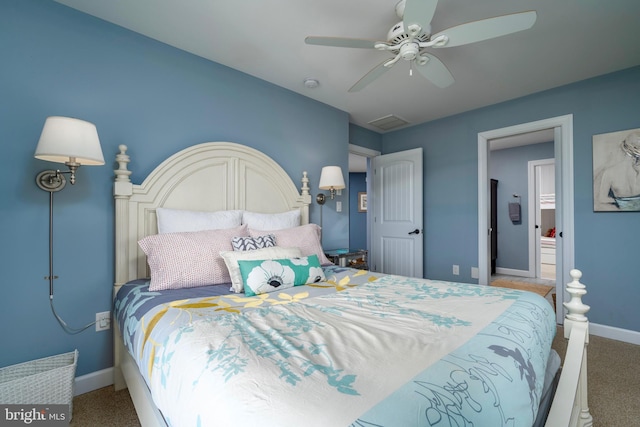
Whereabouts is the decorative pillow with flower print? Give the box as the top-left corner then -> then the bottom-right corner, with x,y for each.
237,255 -> 326,297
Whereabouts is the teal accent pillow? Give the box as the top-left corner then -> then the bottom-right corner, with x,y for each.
237,255 -> 326,297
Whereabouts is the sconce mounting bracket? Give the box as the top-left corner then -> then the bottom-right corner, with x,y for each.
36,170 -> 66,192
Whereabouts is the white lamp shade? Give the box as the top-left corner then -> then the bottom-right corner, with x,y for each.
318,166 -> 345,190
34,116 -> 105,165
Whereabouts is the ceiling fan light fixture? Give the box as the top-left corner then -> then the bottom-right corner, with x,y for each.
400,42 -> 419,60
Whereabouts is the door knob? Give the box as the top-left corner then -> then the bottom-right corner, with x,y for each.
408,229 -> 420,235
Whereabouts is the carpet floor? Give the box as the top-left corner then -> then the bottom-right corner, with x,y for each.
71,328 -> 640,426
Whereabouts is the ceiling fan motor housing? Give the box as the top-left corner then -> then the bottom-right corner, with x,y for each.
387,21 -> 431,45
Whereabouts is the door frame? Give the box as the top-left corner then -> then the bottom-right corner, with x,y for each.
478,115 -> 574,324
349,144 -> 381,255
528,158 -> 555,279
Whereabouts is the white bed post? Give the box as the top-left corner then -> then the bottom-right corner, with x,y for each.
300,171 -> 311,224
113,144 -> 133,391
545,269 -> 593,427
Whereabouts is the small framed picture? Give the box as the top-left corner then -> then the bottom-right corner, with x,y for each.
358,192 -> 367,212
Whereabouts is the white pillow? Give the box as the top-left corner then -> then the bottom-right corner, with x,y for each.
138,224 -> 248,291
220,246 -> 303,293
250,224 -> 332,266
156,208 -> 243,233
242,210 -> 301,231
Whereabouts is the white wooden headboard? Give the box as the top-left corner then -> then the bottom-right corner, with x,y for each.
113,142 -> 311,289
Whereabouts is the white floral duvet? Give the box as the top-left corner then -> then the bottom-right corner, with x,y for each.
115,266 -> 556,427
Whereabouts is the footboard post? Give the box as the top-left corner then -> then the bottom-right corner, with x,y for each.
545,269 -> 593,427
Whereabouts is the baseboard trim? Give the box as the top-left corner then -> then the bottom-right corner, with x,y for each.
495,267 -> 531,277
589,322 -> 640,345
74,367 -> 114,396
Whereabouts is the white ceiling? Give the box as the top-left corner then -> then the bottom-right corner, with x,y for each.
54,0 -> 640,134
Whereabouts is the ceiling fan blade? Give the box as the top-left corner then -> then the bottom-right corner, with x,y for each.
415,54 -> 454,88
403,0 -> 439,33
432,10 -> 537,48
305,36 -> 379,49
349,60 -> 394,92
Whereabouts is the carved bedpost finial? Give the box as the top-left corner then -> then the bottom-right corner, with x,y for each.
114,145 -> 133,199
115,144 -> 132,183
563,269 -> 590,322
301,171 -> 310,196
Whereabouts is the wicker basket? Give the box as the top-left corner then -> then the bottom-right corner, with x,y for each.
0,350 -> 78,417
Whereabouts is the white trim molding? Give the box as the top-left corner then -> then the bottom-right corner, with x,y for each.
590,323 -> 640,346
478,114 -> 574,326
74,367 -> 114,396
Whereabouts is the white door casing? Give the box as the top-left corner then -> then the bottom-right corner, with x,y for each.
478,115 -> 574,325
371,148 -> 423,277
528,159 -> 555,279
349,143 -> 381,256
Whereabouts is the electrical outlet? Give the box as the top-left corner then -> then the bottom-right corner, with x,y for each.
96,311 -> 111,332
453,265 -> 459,275
471,267 -> 479,279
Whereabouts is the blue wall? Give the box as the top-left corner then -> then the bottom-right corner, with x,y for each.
491,142 -> 554,270
349,173 -> 367,250
349,124 -> 382,152
382,66 -> 640,331
0,0 -> 350,375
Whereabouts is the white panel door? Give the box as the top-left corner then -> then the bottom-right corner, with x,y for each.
371,148 -> 423,277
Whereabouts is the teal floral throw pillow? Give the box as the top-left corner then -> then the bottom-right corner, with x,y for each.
237,255 -> 325,297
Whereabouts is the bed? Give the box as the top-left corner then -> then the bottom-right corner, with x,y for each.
112,142 -> 592,427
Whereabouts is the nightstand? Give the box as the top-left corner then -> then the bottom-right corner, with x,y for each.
324,248 -> 368,270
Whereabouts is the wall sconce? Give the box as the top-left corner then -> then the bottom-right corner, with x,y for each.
316,166 -> 345,205
35,116 -> 105,192
34,116 -> 105,334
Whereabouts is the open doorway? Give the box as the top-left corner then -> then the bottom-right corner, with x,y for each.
529,159 -> 556,281
488,139 -> 555,286
478,115 -> 574,325
348,144 -> 380,254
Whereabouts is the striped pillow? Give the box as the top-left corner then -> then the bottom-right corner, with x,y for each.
231,234 -> 276,251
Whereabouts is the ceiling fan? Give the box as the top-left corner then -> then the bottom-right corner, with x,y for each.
305,0 -> 537,92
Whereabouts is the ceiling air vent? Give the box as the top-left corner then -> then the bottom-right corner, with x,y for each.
368,114 -> 410,131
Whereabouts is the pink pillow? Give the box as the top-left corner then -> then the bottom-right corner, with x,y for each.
138,225 -> 248,291
249,224 -> 332,265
